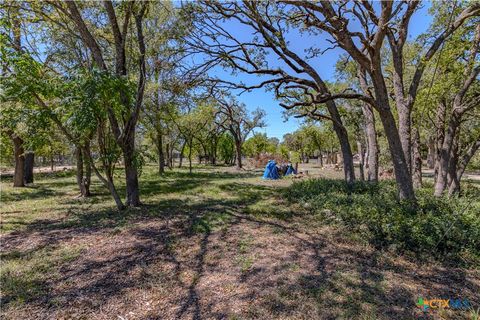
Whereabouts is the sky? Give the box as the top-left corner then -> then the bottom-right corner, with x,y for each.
205,3 -> 433,140
25,1 -> 435,141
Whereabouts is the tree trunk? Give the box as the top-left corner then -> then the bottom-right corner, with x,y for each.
164,143 -> 170,169
357,140 -> 365,181
362,104 -> 379,182
108,179 -> 125,210
123,135 -> 141,207
446,141 -> 459,196
12,134 -> 25,187
433,101 -> 446,184
448,139 -> 480,196
169,143 -> 174,168
76,147 -> 85,196
324,100 -> 355,184
200,140 -> 208,165
388,43 -> 412,175
179,141 -> 186,168
86,142 -> 124,210
317,151 -> 323,166
211,138 -> 217,165
412,127 -> 422,188
10,13 -> 25,188
434,113 -> 460,197
83,146 -> 91,196
76,147 -> 87,197
104,162 -> 125,210
75,147 -> 91,197
427,137 -> 435,169
24,151 -> 34,184
235,139 -> 242,169
188,138 -> 193,174
398,107 -> 411,174
377,107 -> 415,200
446,129 -> 461,194
371,69 -> 415,200
157,130 -> 165,174
448,171 -> 461,196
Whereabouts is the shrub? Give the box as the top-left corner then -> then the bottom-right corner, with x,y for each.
285,179 -> 480,265
246,152 -> 288,169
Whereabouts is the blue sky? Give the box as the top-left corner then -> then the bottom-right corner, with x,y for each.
206,3 -> 433,139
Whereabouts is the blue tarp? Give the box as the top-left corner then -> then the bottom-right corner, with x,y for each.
285,164 -> 296,176
263,160 -> 280,180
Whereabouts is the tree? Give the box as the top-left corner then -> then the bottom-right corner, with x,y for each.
335,59 -> 379,182
1,2 -> 94,196
300,124 -> 327,165
174,103 -> 215,173
185,1 -> 356,183
52,1 -> 149,207
243,133 -> 276,158
194,112 -> 225,165
282,125 -> 337,166
279,1 -> 479,200
214,96 -> 266,169
1,1 -> 155,206
217,132 -> 235,165
1,6 -> 29,187
415,20 -> 480,196
1,76 -> 53,188
141,2 -> 187,174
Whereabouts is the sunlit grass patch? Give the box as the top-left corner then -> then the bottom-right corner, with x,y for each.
244,198 -> 297,220
191,211 -> 233,234
237,255 -> 254,273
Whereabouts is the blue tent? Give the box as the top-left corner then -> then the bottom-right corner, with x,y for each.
263,160 -> 280,179
285,164 -> 296,176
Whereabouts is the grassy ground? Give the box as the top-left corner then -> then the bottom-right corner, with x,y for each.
1,164 -> 479,319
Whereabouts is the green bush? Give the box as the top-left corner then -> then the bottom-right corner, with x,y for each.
285,179 -> 480,265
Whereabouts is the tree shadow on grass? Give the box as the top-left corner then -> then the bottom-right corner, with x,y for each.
0,184 -> 62,203
145,169 -> 259,182
139,170 -> 260,198
229,216 -> 477,319
1,181 -> 276,246
1,177 -> 478,319
139,178 -> 209,197
0,182 -> 263,292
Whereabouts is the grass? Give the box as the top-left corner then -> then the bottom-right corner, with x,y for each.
236,234 -> 255,272
1,164 -> 479,319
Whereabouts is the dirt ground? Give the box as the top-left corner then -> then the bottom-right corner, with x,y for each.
1,165 -> 479,319
0,165 -> 76,177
